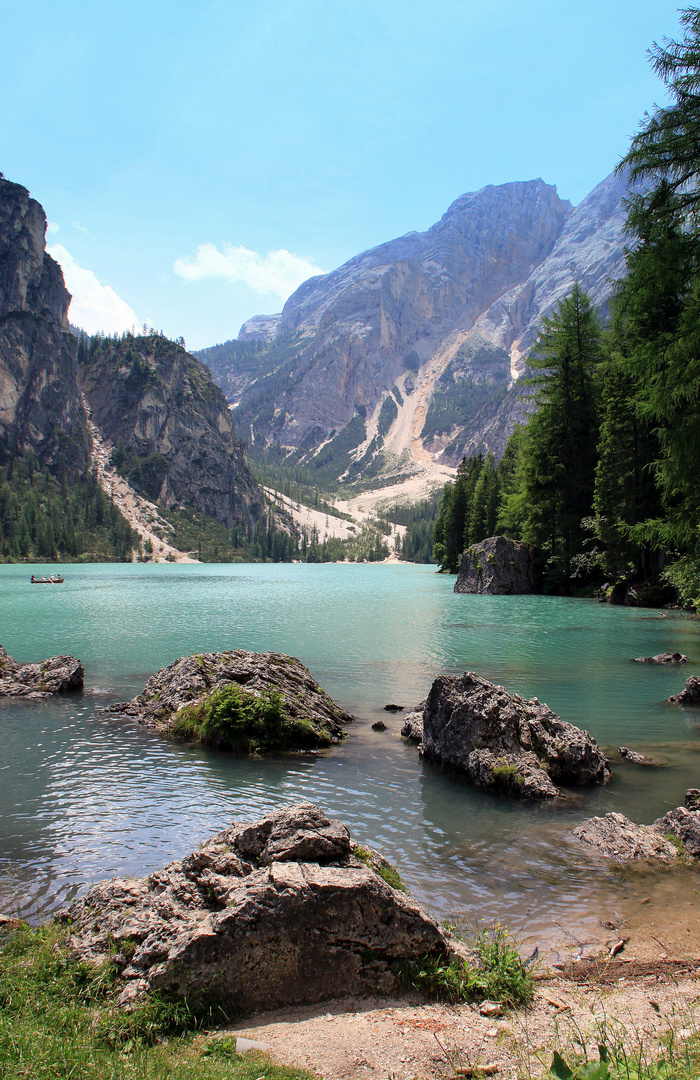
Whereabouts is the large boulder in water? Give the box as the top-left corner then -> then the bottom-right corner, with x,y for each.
574,798 -> 700,861
411,671 -> 610,799
669,675 -> 700,705
61,803 -> 470,1013
0,644 -> 83,697
454,536 -> 537,595
105,650 -> 352,752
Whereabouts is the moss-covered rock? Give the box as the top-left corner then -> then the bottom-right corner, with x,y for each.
105,649 -> 352,753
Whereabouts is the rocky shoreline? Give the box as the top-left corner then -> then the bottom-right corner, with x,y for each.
573,789 -> 700,861
60,803 -> 471,1013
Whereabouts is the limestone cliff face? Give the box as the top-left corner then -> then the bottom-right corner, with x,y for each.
81,335 -> 263,527
235,180 -> 571,447
205,169 -> 632,478
0,178 -> 89,471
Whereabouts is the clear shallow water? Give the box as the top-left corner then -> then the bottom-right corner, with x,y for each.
1,561 -> 699,940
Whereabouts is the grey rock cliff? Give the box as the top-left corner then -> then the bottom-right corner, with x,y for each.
454,535 -> 537,595
410,671 -> 610,799
80,335 -> 263,528
0,178 -> 89,471
206,169 -> 633,476
61,803 -> 469,1013
0,643 -> 83,697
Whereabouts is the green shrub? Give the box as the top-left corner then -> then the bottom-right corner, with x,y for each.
171,685 -> 332,753
396,923 -> 534,1007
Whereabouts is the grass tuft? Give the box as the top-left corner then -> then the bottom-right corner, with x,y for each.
396,923 -> 534,1007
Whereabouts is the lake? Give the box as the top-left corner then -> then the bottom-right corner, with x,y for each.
1,561 -> 699,945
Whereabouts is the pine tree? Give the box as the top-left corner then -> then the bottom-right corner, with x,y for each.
519,284 -> 602,589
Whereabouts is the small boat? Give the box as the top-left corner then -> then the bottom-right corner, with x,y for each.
30,575 -> 65,584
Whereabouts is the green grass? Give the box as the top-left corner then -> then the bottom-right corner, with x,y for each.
352,846 -> 408,893
545,1033 -> 700,1079
396,923 -> 534,1007
0,924 -> 318,1079
170,685 -> 334,753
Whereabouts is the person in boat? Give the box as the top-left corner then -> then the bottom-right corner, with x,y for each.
49,574 -> 55,582
41,576 -> 48,583
31,575 -> 35,582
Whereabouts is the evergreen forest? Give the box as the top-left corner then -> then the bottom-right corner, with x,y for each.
433,13 -> 700,608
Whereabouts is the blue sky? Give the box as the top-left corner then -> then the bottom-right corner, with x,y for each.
1,0 -> 681,349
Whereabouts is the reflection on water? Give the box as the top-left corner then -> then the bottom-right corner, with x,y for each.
0,562 -> 699,933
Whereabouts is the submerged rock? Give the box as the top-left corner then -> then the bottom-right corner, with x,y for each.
0,644 -> 83,698
105,650 -> 352,752
408,672 -> 610,799
573,813 -> 680,861
618,746 -> 658,766
634,652 -> 688,664
61,803 -> 468,1013
669,675 -> 700,705
454,536 -> 537,595
574,800 -> 700,861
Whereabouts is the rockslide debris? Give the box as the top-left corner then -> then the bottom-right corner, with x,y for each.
61,803 -> 471,1013
401,672 -> 610,799
0,644 -> 83,698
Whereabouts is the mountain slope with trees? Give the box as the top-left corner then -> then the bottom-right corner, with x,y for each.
433,6 -> 700,608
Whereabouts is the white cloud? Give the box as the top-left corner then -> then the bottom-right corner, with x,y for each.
46,221 -> 59,236
47,244 -> 137,335
173,242 -> 323,298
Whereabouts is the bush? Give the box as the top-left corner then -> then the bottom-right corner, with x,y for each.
171,685 -> 333,753
397,923 -> 534,1007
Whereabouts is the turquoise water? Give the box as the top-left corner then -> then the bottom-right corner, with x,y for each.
1,561 -> 699,939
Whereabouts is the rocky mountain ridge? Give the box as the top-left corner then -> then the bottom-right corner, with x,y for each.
0,177 -> 90,472
80,333 -> 262,528
0,176 -> 264,537
200,168 -> 633,482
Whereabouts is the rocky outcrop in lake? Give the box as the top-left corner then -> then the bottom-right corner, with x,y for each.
0,178 -> 89,472
61,803 -> 469,1012
454,536 -> 536,595
105,650 -> 353,751
0,643 -> 83,697
669,675 -> 700,706
634,652 -> 688,664
574,792 -> 700,861
404,672 -> 610,799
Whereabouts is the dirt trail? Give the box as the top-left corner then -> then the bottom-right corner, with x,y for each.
228,969 -> 698,1080
84,400 -> 197,563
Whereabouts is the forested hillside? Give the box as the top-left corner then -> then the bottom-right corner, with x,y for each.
433,10 -> 700,608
